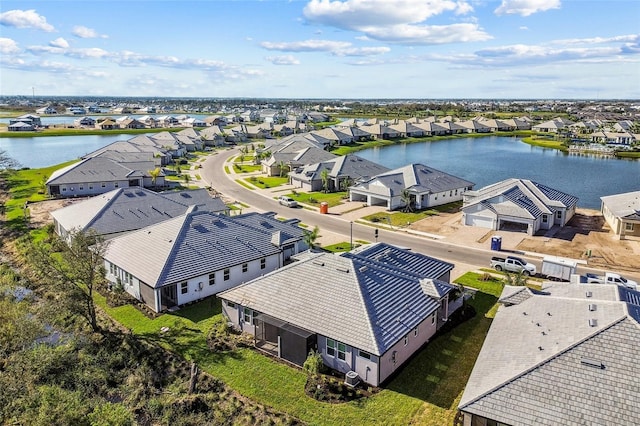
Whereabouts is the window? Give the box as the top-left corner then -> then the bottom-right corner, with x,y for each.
326,338 -> 336,357
124,272 -> 132,284
337,342 -> 346,360
208,273 -> 215,286
89,184 -> 93,190
226,301 -> 236,309
556,211 -> 562,219
224,268 -> 230,281
243,307 -> 253,323
542,215 -> 548,223
358,350 -> 371,360
114,182 -> 119,188
625,223 -> 634,231
101,182 -> 106,188
242,263 -> 248,273
413,326 -> 418,337
79,186 -> 83,191
260,258 -> 266,269
404,336 -> 408,346
70,187 -> 74,191
109,263 -> 115,275
431,315 -> 435,325
455,189 -> 458,196
180,282 -> 188,294
62,187 -> 67,192
449,191 -> 452,197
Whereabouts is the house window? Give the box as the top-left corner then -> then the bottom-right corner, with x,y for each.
180,282 -> 188,294
101,182 -> 106,188
226,301 -> 236,309
413,326 -> 418,337
431,315 -> 435,325
326,338 -> 336,357
89,184 -> 93,190
404,336 -> 408,346
358,350 -> 371,360
124,272 -> 132,284
109,263 -> 116,275
625,223 -> 634,231
242,263 -> 248,273
62,187 -> 67,192
208,273 -> 215,286
556,211 -> 562,220
449,191 -> 452,197
337,342 -> 346,360
243,307 -> 253,323
70,187 -> 74,191
79,186 -> 83,191
114,182 -> 119,188
260,258 -> 266,269
542,215 -> 548,223
224,268 -> 230,281
455,189 -> 458,196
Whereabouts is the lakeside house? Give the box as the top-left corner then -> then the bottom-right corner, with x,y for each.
600,191 -> 640,240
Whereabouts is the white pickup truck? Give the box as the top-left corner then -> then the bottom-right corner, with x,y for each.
585,272 -> 638,289
490,256 -> 537,276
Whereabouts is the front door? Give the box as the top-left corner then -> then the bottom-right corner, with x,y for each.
161,284 -> 177,309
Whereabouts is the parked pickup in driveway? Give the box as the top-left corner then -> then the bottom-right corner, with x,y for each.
585,272 -> 638,289
490,256 -> 537,276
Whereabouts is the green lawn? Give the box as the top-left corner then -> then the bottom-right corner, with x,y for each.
321,242 -> 361,252
364,209 -> 439,226
233,164 -> 262,173
287,191 -> 347,207
95,271 -> 499,426
520,136 -> 568,151
246,176 -> 288,189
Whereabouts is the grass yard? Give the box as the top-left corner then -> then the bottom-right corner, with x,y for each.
245,176 -> 289,189
95,271 -> 499,426
364,209 -> 439,227
233,164 -> 262,173
287,191 -> 347,207
321,242 -> 361,252
521,136 -> 568,151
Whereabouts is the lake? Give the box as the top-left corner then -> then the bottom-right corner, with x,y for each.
355,136 -> 640,209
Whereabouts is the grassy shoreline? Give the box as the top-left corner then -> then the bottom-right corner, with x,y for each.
0,127 -> 193,138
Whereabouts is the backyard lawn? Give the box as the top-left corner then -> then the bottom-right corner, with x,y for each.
96,272 -> 498,426
286,190 -> 347,207
245,176 -> 289,189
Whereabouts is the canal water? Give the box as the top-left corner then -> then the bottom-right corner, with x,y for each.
355,136 -> 639,209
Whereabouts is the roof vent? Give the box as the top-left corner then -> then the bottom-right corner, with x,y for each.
588,318 -> 598,327
586,291 -> 593,298
580,358 -> 605,369
589,304 -> 597,312
547,312 -> 552,316
312,260 -> 325,267
336,267 -> 350,273
359,266 -> 368,272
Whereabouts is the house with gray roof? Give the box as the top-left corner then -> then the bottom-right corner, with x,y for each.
461,178 -> 578,235
103,209 -> 308,313
601,191 -> 640,240
261,134 -> 335,176
50,187 -> 228,240
218,243 -> 460,386
288,154 -> 390,193
459,283 -> 640,426
46,156 -> 163,198
350,163 -> 474,211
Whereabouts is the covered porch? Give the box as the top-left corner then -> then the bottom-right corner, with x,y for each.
254,313 -> 317,366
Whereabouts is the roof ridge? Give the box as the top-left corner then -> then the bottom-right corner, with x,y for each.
459,315 -> 627,410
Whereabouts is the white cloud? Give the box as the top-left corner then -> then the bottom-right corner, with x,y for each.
72,25 -> 107,39
361,23 -> 491,44
0,37 -> 20,54
495,0 -> 560,17
261,39 -> 352,52
303,0 -> 472,28
519,26 -> 529,30
49,37 -> 69,48
0,9 -> 55,32
333,46 -> 390,56
265,55 -> 301,65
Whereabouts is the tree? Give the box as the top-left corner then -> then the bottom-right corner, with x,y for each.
0,149 -> 20,171
29,229 -> 109,333
183,174 -> 191,184
239,146 -> 248,162
303,225 -> 320,251
148,167 -> 161,187
339,176 -> 353,197
400,189 -> 413,213
503,270 -> 528,287
278,160 -> 289,177
320,169 -> 330,193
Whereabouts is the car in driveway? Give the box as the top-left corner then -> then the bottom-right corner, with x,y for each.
278,196 -> 298,208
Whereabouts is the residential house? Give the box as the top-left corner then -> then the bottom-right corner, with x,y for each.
138,115 -> 160,128
261,134 -> 334,176
96,118 -> 118,130
45,156 -> 162,197
119,118 -> 146,129
288,154 -> 390,193
7,122 -> 35,132
590,131 -> 635,145
601,191 -> 640,240
413,121 -> 452,136
461,178 -> 578,235
50,187 -> 228,240
459,283 -> 640,426
36,106 -> 57,115
387,121 -> 427,138
218,243 -> 461,386
83,140 -> 171,166
199,126 -> 227,147
532,117 -> 575,133
103,210 -> 307,313
350,163 -> 474,211
310,127 -> 354,145
360,123 -> 401,140
456,120 -> 492,133
74,116 -> 96,127
11,114 -> 42,127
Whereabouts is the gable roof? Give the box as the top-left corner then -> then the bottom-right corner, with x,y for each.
103,210 -> 304,288
50,187 -> 228,237
352,163 -> 474,196
46,157 -> 155,185
459,283 -> 640,425
289,154 -> 390,183
463,178 -> 578,219
219,243 -> 454,356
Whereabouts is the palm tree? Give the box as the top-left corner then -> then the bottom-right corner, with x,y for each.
340,176 -> 353,197
320,168 -> 330,193
400,189 -> 413,213
303,226 -> 320,251
278,160 -> 289,177
503,270 -> 528,287
148,167 -> 161,187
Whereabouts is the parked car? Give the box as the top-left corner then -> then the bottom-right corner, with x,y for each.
490,255 -> 537,276
278,196 -> 298,208
585,272 -> 638,289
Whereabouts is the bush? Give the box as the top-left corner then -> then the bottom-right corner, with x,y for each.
302,350 -> 324,375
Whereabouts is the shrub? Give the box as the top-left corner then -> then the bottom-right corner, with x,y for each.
308,197 -> 318,204
302,350 -> 325,375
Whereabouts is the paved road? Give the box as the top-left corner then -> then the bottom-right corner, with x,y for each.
201,147 -> 640,282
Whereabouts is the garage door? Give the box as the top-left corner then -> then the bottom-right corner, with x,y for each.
466,214 -> 494,229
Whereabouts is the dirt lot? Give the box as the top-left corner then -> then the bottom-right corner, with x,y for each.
409,208 -> 640,272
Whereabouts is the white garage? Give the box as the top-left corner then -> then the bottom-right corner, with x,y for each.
464,213 -> 495,229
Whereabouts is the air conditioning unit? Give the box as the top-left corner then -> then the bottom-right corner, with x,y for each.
344,371 -> 360,388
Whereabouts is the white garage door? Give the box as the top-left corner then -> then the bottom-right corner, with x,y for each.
466,214 -> 494,229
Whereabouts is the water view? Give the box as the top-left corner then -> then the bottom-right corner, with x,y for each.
356,136 -> 640,210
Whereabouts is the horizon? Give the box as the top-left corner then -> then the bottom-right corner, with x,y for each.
2,1 -> 639,100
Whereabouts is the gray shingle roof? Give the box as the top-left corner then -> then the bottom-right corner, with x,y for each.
50,188 -> 227,237
46,157 -> 155,185
219,244 -> 454,356
459,283 -> 640,425
103,210 -> 302,288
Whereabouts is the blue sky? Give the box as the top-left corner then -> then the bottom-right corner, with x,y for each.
1,0 -> 639,99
